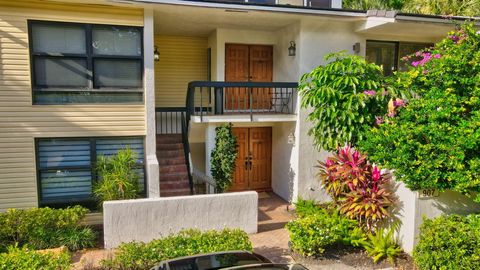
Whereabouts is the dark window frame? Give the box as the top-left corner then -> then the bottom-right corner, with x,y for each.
28,20 -> 144,104
307,0 -> 332,8
35,136 -> 147,209
366,40 -> 433,74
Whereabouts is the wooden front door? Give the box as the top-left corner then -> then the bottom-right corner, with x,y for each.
230,127 -> 272,191
225,44 -> 273,111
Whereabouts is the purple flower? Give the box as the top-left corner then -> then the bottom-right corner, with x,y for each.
434,54 -> 441,59
412,61 -> 420,67
363,90 -> 376,96
393,99 -> 406,108
415,51 -> 423,57
375,116 -> 384,125
388,112 -> 396,118
449,35 -> 460,43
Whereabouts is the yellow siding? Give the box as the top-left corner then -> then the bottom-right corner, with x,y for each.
155,35 -> 208,107
0,0 -> 145,211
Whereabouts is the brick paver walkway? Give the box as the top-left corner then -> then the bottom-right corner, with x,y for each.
249,192 -> 295,264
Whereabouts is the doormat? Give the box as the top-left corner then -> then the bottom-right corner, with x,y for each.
258,192 -> 270,199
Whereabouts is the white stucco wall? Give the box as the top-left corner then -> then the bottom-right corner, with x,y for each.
103,192 -> 258,249
271,122 -> 297,202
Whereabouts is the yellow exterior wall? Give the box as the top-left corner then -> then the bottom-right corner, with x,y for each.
154,35 -> 208,107
0,0 -> 145,211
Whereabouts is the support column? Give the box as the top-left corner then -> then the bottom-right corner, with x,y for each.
143,8 -> 160,198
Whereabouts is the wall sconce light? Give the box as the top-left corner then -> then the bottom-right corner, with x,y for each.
154,46 -> 160,61
353,42 -> 361,54
288,41 -> 296,56
287,132 -> 295,145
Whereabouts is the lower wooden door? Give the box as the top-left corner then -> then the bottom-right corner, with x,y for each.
230,127 -> 272,191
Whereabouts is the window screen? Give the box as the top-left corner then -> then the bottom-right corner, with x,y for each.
366,41 -> 397,76
29,21 -> 143,104
37,137 -> 145,208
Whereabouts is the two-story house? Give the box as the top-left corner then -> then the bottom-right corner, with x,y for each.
0,0 -> 465,212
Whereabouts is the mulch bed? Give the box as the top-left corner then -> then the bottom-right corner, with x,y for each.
291,244 -> 417,270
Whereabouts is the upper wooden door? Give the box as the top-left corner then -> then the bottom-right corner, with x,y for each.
229,127 -> 272,191
225,44 -> 273,111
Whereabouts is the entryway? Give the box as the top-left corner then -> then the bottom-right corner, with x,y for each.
225,44 -> 273,111
230,127 -> 272,191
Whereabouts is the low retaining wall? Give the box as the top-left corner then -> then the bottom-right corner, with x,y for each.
103,191 -> 258,249
396,182 -> 480,253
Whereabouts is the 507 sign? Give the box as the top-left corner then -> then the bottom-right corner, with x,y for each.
419,189 -> 440,198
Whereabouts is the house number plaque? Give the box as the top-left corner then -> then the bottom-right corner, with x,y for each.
418,189 -> 440,198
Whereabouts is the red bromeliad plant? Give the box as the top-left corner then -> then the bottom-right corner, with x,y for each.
318,146 -> 395,231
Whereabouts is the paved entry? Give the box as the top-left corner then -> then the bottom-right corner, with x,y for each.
249,192 -> 295,263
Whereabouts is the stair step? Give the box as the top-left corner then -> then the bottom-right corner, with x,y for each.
158,157 -> 186,166
160,173 -> 189,182
160,164 -> 188,174
160,188 -> 191,197
157,150 -> 184,158
160,181 -> 190,190
156,135 -> 182,144
157,143 -> 184,151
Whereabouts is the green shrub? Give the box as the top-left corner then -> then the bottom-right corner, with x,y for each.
362,226 -> 402,264
210,123 -> 238,192
286,207 -> 356,256
0,206 -> 96,252
94,148 -> 140,204
294,198 -> 330,218
100,229 -> 252,270
299,51 -> 391,150
413,214 -> 480,270
0,246 -> 71,270
358,24 -> 480,201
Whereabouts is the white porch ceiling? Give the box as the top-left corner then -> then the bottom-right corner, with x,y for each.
153,4 -> 300,36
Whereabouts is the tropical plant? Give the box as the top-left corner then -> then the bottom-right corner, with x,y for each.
94,147 -> 140,204
414,214 -> 480,270
403,0 -> 480,16
100,229 -> 252,270
343,0 -> 406,10
318,146 -> 396,230
299,52 -> 390,150
358,24 -> 480,202
0,206 -> 96,252
362,226 -> 402,264
286,207 -> 356,256
0,245 -> 71,270
210,123 -> 238,192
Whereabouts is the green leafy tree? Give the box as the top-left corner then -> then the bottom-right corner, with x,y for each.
403,0 -> 480,16
299,51 -> 390,150
94,147 -> 140,204
343,0 -> 406,10
210,123 -> 238,192
358,24 -> 480,201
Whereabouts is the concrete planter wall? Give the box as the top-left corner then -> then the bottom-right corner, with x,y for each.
395,182 -> 480,253
103,191 -> 258,249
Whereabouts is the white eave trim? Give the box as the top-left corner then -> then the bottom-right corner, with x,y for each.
395,14 -> 480,25
121,0 -> 366,18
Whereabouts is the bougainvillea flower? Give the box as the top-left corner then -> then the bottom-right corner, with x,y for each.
363,90 -> 376,96
434,54 -> 441,59
375,116 -> 384,125
393,99 -> 406,108
325,159 -> 334,167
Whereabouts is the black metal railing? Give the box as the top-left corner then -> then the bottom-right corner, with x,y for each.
155,107 -> 185,134
155,107 -> 194,194
186,81 -> 298,122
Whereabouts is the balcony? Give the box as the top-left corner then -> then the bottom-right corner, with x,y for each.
186,81 -> 298,123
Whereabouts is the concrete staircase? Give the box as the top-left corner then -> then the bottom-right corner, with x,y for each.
156,134 -> 191,197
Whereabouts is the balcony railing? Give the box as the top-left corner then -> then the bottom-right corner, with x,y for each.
186,81 -> 298,121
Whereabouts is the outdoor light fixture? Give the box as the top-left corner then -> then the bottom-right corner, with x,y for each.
353,42 -> 361,54
154,46 -> 160,61
288,41 -> 296,56
288,132 -> 295,145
